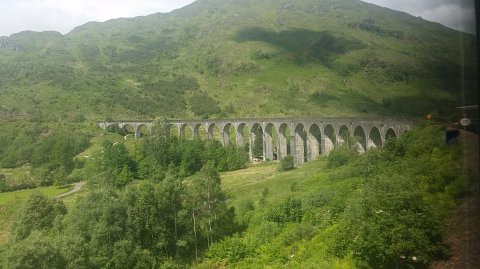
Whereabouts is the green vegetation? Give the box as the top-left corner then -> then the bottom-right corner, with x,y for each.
0,125 -> 474,268
92,122 -> 248,188
0,0 -> 476,123
0,122 -> 90,191
0,185 -> 74,245
279,155 -> 295,171
0,0 -> 477,267
200,125 -> 471,268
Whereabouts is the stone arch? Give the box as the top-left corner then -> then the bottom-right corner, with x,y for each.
193,124 -> 206,140
178,124 -> 188,139
120,123 -> 136,138
338,125 -> 350,146
106,123 -> 121,133
278,123 -> 291,160
164,124 -> 175,137
294,123 -> 307,165
222,123 -> 234,146
368,127 -> 382,149
385,128 -> 397,141
236,123 -> 248,147
250,123 -> 264,160
207,123 -> 221,141
264,123 -> 278,160
308,124 -> 322,161
323,124 -> 336,155
137,124 -> 150,138
353,126 -> 366,153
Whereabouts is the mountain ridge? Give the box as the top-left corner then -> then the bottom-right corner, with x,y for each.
0,0 -> 477,122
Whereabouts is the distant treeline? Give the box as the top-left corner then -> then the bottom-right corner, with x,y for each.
0,123 -> 90,191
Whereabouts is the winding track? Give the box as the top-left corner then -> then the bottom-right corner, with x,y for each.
56,181 -> 85,198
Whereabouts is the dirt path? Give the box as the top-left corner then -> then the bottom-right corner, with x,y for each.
56,181 -> 86,198
431,131 -> 480,269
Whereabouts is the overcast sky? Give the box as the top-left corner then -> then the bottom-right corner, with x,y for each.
362,0 -> 476,34
0,0 -> 476,37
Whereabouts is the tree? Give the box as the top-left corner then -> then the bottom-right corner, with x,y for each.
101,141 -> 135,172
13,193 -> 66,240
66,189 -> 127,268
123,182 -> 167,252
163,168 -> 188,257
3,231 -> 66,269
278,156 -> 295,172
101,141 -> 136,187
117,165 -> 134,187
186,162 -> 233,258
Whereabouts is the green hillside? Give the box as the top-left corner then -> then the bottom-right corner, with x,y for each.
0,0 -> 477,122
0,1 -> 478,267
0,125 -> 475,268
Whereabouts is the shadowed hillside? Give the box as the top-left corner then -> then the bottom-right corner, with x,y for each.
0,0 -> 476,122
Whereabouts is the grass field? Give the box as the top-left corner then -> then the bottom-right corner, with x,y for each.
0,184 -> 75,245
220,159 -> 330,214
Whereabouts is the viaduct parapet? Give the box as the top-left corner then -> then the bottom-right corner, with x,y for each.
99,117 -> 420,166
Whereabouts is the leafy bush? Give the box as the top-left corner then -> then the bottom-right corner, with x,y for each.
3,231 -> 66,269
326,147 -> 356,168
267,197 -> 303,225
13,193 -> 67,240
206,235 -> 253,263
278,156 -> 295,172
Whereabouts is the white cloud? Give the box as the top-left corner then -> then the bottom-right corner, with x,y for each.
0,0 -> 476,37
0,0 -> 196,37
362,0 -> 476,34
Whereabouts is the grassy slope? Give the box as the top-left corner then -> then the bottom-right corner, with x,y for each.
0,185 -> 75,245
222,161 -> 326,209
215,159 -> 358,268
0,126 -> 475,267
0,0 -> 476,122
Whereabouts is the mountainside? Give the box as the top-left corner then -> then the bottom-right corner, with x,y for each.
0,0 -> 477,122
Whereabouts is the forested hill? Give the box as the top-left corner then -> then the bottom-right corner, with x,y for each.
0,0 -> 477,122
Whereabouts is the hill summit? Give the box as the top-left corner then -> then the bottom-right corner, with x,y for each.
0,0 -> 477,122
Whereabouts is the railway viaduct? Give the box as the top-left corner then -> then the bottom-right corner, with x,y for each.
99,117 -> 420,166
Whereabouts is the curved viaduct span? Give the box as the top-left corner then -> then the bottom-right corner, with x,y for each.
99,117 -> 420,166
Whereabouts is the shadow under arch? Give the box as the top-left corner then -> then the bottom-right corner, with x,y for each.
353,126 -> 366,153
323,124 -> 336,155
338,125 -> 350,147
222,123 -> 234,146
250,123 -> 264,160
207,123 -> 221,141
264,123 -> 278,160
278,123 -> 292,160
308,124 -> 322,161
193,124 -> 206,140
294,123 -> 307,165
385,128 -> 397,141
236,123 -> 249,147
368,127 -> 383,149
137,124 -> 150,138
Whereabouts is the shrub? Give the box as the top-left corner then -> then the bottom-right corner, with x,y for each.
326,147 -> 356,168
278,156 -> 295,172
3,231 -> 66,269
206,235 -> 253,263
267,197 -> 303,224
